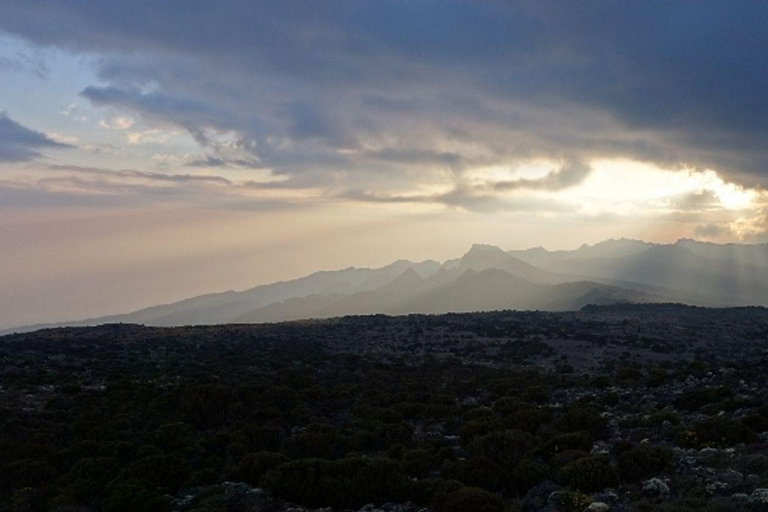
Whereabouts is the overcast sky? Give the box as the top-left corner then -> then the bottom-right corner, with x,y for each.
1,1 -> 768,328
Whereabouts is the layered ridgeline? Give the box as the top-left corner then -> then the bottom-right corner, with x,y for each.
7,239 -> 768,331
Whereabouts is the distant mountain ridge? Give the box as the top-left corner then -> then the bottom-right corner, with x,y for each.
3,238 -> 767,334
510,238 -> 768,306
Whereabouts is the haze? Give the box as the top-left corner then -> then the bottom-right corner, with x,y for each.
1,2 -> 768,329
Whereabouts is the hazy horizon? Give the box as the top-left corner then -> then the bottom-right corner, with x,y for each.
2,2 -> 768,329
4,236 -> 768,331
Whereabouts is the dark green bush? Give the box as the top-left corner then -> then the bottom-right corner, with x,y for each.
442,457 -> 505,491
126,454 -> 190,491
0,459 -> 58,494
675,387 -> 733,412
68,456 -> 118,498
512,458 -> 550,493
553,490 -> 592,512
433,487 -> 504,512
647,410 -> 681,427
551,449 -> 589,471
401,448 -> 433,478
742,414 -> 768,433
262,457 -> 407,508
233,452 -> 289,486
468,430 -> 535,471
617,445 -> 673,481
101,479 -> 171,512
692,417 -> 757,447
409,478 -> 463,506
558,456 -> 619,492
540,432 -> 594,459
460,418 -> 505,444
557,405 -> 608,438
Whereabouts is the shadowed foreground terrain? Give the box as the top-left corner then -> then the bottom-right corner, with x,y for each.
3,304 -> 768,511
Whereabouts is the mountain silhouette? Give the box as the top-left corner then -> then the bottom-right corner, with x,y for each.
4,238 -> 768,333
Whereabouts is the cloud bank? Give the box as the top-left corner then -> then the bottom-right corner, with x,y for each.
2,1 -> 768,192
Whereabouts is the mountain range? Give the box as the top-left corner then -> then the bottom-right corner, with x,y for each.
5,238 -> 768,333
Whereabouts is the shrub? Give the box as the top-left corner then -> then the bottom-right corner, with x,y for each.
558,456 -> 619,492
468,430 -> 535,471
68,457 -> 118,498
733,454 -> 768,476
692,417 -> 757,447
553,490 -> 592,512
551,450 -> 589,471
0,459 -> 57,494
409,478 -> 463,506
233,452 -> 289,486
441,457 -> 505,491
460,418 -> 505,444
540,432 -> 594,460
675,387 -> 733,412
262,457 -> 407,508
741,414 -> 768,433
592,375 -> 613,388
647,368 -> 669,387
126,454 -> 190,490
522,386 -> 548,403
647,410 -> 681,427
101,479 -> 171,512
617,445 -> 673,481
557,405 -> 608,439
401,449 -> 433,478
512,458 -> 550,493
504,407 -> 552,433
433,487 -> 504,512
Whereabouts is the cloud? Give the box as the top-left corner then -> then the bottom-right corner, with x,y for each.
126,129 -> 172,145
3,1 -> 768,192
669,190 -> 721,211
0,164 -> 261,211
0,34 -> 48,78
99,116 -> 134,130
340,184 -> 571,213
0,113 -> 70,162
693,223 -> 726,239
339,159 -> 590,212
46,164 -> 234,186
491,160 -> 591,191
0,163 -> 319,213
58,103 -> 89,122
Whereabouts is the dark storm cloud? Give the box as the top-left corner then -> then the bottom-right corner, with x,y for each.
2,1 -> 768,187
0,113 -> 69,162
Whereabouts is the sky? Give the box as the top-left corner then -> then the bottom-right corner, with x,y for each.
1,1 -> 768,328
